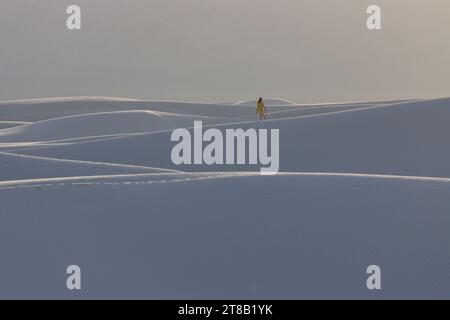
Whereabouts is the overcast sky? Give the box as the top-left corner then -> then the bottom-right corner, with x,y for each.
0,0 -> 449,103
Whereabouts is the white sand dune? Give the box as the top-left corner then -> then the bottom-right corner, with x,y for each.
0,98 -> 376,150
234,98 -> 297,106
0,173 -> 450,299
0,110 -> 220,142
1,96 -> 450,299
11,97 -> 450,178
0,96 -> 369,123
0,121 -> 31,129
0,97 -> 219,121
0,152 -> 180,181
0,97 -> 238,122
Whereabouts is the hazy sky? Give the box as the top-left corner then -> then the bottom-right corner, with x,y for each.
1,0 -> 449,103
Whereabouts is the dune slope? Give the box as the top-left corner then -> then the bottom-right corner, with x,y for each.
0,173 -> 449,299
1,96 -> 450,299
12,98 -> 450,178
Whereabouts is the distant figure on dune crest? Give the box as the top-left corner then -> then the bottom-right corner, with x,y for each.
256,97 -> 267,120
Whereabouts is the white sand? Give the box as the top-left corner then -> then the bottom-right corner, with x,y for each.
1,96 -> 450,299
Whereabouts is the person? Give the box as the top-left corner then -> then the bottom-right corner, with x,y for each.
256,97 -> 267,120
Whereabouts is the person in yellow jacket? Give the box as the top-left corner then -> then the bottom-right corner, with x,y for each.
256,97 -> 267,120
